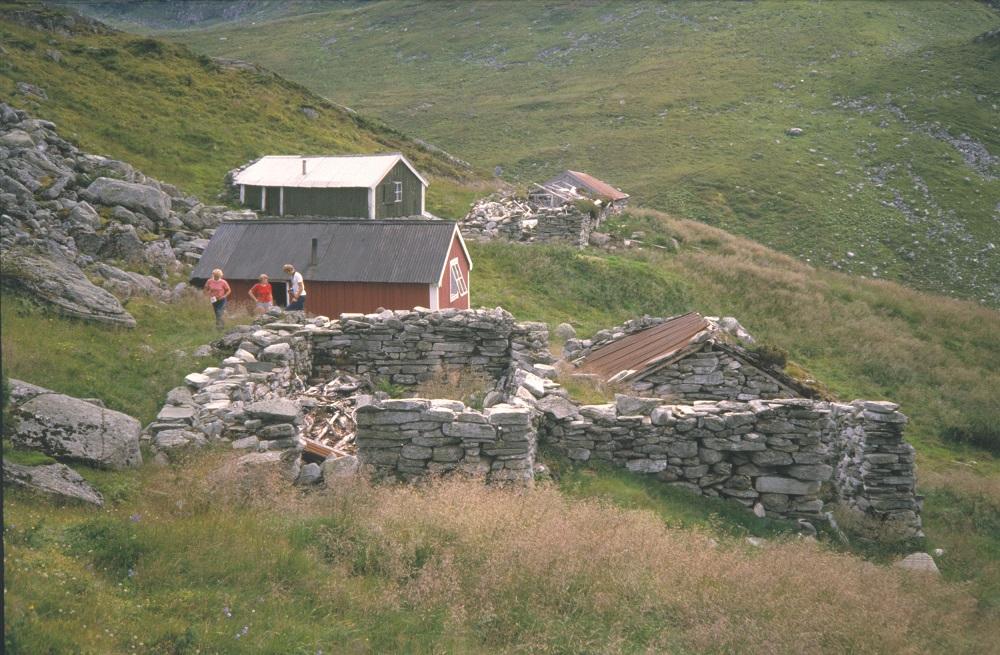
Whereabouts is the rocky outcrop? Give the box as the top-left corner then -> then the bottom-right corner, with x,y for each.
0,102 -> 254,324
9,379 -> 142,469
83,177 -> 172,222
3,460 -> 104,506
1,246 -> 137,327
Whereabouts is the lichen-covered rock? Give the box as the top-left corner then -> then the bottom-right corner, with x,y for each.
9,379 -> 142,469
1,247 -> 136,327
3,460 -> 104,506
84,176 -> 171,222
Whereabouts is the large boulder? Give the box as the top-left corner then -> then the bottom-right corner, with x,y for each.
88,261 -> 165,300
1,247 -> 136,327
3,460 -> 104,506
99,223 -> 146,263
9,379 -> 142,470
84,177 -> 171,222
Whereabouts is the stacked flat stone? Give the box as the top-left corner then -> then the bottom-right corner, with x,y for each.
310,307 -> 549,385
356,399 -> 536,483
243,399 -> 303,452
541,396 -> 833,518
539,394 -> 921,534
460,195 -> 597,246
146,323 -> 311,453
150,308 -> 922,535
833,400 -> 922,536
633,343 -> 793,401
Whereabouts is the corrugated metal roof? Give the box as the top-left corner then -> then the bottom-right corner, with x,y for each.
232,153 -> 429,189
581,313 -> 709,380
191,219 -> 461,284
564,170 -> 630,201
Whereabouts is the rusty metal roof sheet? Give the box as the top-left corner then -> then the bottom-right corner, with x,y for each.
581,312 -> 709,380
564,170 -> 630,201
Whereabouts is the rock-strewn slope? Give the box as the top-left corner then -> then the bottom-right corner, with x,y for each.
0,103 -> 252,324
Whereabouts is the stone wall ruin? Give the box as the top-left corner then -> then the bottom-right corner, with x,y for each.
461,195 -> 599,247
150,308 -> 922,536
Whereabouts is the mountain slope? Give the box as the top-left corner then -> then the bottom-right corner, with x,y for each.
0,4 -> 487,216
96,0 -> 1000,305
1,5 -> 998,628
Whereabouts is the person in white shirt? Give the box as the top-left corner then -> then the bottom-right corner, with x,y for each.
283,263 -> 307,311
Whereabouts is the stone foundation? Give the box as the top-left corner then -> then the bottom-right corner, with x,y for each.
151,309 -> 921,536
539,394 -> 921,534
356,399 -> 536,484
461,196 -> 598,247
309,308 -> 551,385
634,343 -> 799,401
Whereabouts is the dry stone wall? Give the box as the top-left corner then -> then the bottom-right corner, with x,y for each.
310,308 -> 551,385
151,309 -> 921,536
563,314 -> 810,402
538,394 -> 921,534
461,196 -> 597,247
356,399 -> 536,483
632,344 -> 797,401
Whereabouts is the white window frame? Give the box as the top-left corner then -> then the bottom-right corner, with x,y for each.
449,257 -> 468,301
393,180 -> 403,203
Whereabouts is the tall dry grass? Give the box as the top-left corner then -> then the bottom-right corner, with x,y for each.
6,451 -> 996,653
165,455 -> 996,653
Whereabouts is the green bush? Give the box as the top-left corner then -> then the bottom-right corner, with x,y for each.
66,517 -> 145,579
750,343 -> 788,370
942,418 -> 1000,454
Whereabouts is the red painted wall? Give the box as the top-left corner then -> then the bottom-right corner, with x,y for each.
219,278 -> 430,317
437,233 -> 471,310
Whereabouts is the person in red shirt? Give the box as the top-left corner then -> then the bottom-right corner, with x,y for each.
204,268 -> 232,328
248,273 -> 274,314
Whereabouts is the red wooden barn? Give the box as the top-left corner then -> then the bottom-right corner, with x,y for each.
191,219 -> 472,316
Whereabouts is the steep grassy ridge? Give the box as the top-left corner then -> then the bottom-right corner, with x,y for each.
0,5 -> 486,216
135,0 -> 1000,304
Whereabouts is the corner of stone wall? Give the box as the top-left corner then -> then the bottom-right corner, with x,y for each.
831,400 -> 922,537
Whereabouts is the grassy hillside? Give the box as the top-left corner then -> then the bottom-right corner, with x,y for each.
5,207 -> 999,613
3,5 -> 1000,650
7,460 -> 996,654
0,4 -> 488,216
115,0 -> 1000,305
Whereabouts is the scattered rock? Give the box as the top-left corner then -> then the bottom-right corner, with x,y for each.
9,379 -> 142,469
3,460 -> 104,506
894,552 -> 940,575
84,177 -> 172,222
786,127 -> 804,136
16,81 -> 47,100
323,454 -> 359,483
0,247 -> 136,327
296,462 -> 322,485
554,322 -> 577,340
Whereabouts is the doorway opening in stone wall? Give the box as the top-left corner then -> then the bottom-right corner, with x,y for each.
270,281 -> 288,308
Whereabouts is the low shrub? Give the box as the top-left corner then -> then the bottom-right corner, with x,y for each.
413,367 -> 494,409
750,342 -> 788,369
942,417 -> 1000,454
66,517 -> 145,579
